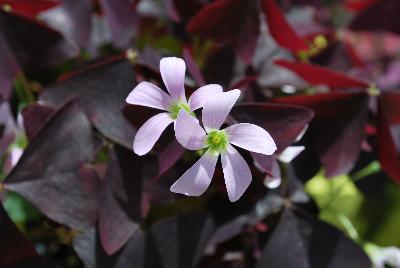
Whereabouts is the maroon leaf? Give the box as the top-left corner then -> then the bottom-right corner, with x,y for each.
344,0 -> 380,12
350,0 -> 400,35
231,103 -> 314,152
187,0 -> 259,64
40,57 -> 135,149
0,102 -> 16,157
21,103 -> 55,140
0,10 -> 78,73
256,208 -> 372,268
260,0 -> 308,52
275,92 -> 369,177
0,0 -> 60,19
4,101 -> 98,231
377,91 -> 400,182
274,59 -> 370,89
0,204 -> 50,268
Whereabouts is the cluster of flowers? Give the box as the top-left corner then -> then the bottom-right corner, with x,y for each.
126,57 -> 277,202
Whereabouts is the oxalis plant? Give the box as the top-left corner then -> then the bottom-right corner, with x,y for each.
0,0 -> 400,268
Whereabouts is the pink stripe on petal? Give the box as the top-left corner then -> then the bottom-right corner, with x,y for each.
225,123 -> 277,155
133,113 -> 173,156
188,84 -> 223,111
221,144 -> 252,202
170,149 -> 218,196
175,110 -> 207,150
160,57 -> 186,101
202,89 -> 240,132
126,81 -> 172,110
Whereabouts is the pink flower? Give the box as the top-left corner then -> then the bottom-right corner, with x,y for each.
126,57 -> 222,155
172,89 -> 277,202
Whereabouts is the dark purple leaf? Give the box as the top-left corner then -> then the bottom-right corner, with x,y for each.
0,204 -> 50,268
0,102 -> 16,157
74,213 -> 214,268
164,0 -> 203,22
98,145 -> 157,255
187,0 -> 260,64
0,10 -> 78,73
40,57 -> 135,149
40,0 -> 92,49
21,103 -> 55,140
4,101 -> 98,231
350,0 -> 400,35
0,31 -> 21,101
275,92 -> 369,177
99,0 -> 136,49
231,103 -> 314,153
256,208 -> 372,268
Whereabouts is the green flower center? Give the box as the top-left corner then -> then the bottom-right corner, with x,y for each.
206,130 -> 229,154
169,100 -> 193,119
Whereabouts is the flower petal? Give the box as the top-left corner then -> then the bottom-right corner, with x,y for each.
188,84 -> 223,111
175,110 -> 207,150
170,149 -> 218,196
278,146 -> 305,163
225,123 -> 277,155
221,144 -> 252,202
133,113 -> 173,155
160,57 -> 186,101
202,89 -> 240,132
126,81 -> 172,110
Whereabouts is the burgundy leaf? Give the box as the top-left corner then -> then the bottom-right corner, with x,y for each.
0,204 -> 50,268
0,10 -> 78,73
350,0 -> 400,35
187,0 -> 260,63
377,91 -> 400,182
275,92 -> 369,177
40,57 -> 135,149
344,0 -> 380,12
275,59 -> 370,89
0,102 -> 16,157
0,0 -> 60,19
98,145 -> 157,255
4,101 -> 98,231
256,208 -> 372,268
183,47 -> 206,86
21,103 -> 55,140
231,103 -> 314,153
260,0 -> 309,52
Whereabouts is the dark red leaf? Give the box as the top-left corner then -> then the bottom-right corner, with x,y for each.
275,92 -> 369,177
187,0 -> 259,63
0,10 -> 78,73
377,91 -> 400,182
274,59 -> 370,89
0,0 -> 60,19
231,103 -> 314,152
0,204 -> 50,268
21,103 -> 55,140
350,0 -> 400,35
260,0 -> 309,52
344,0 -> 380,12
4,101 -> 98,231
256,208 -> 372,268
40,57 -> 135,149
